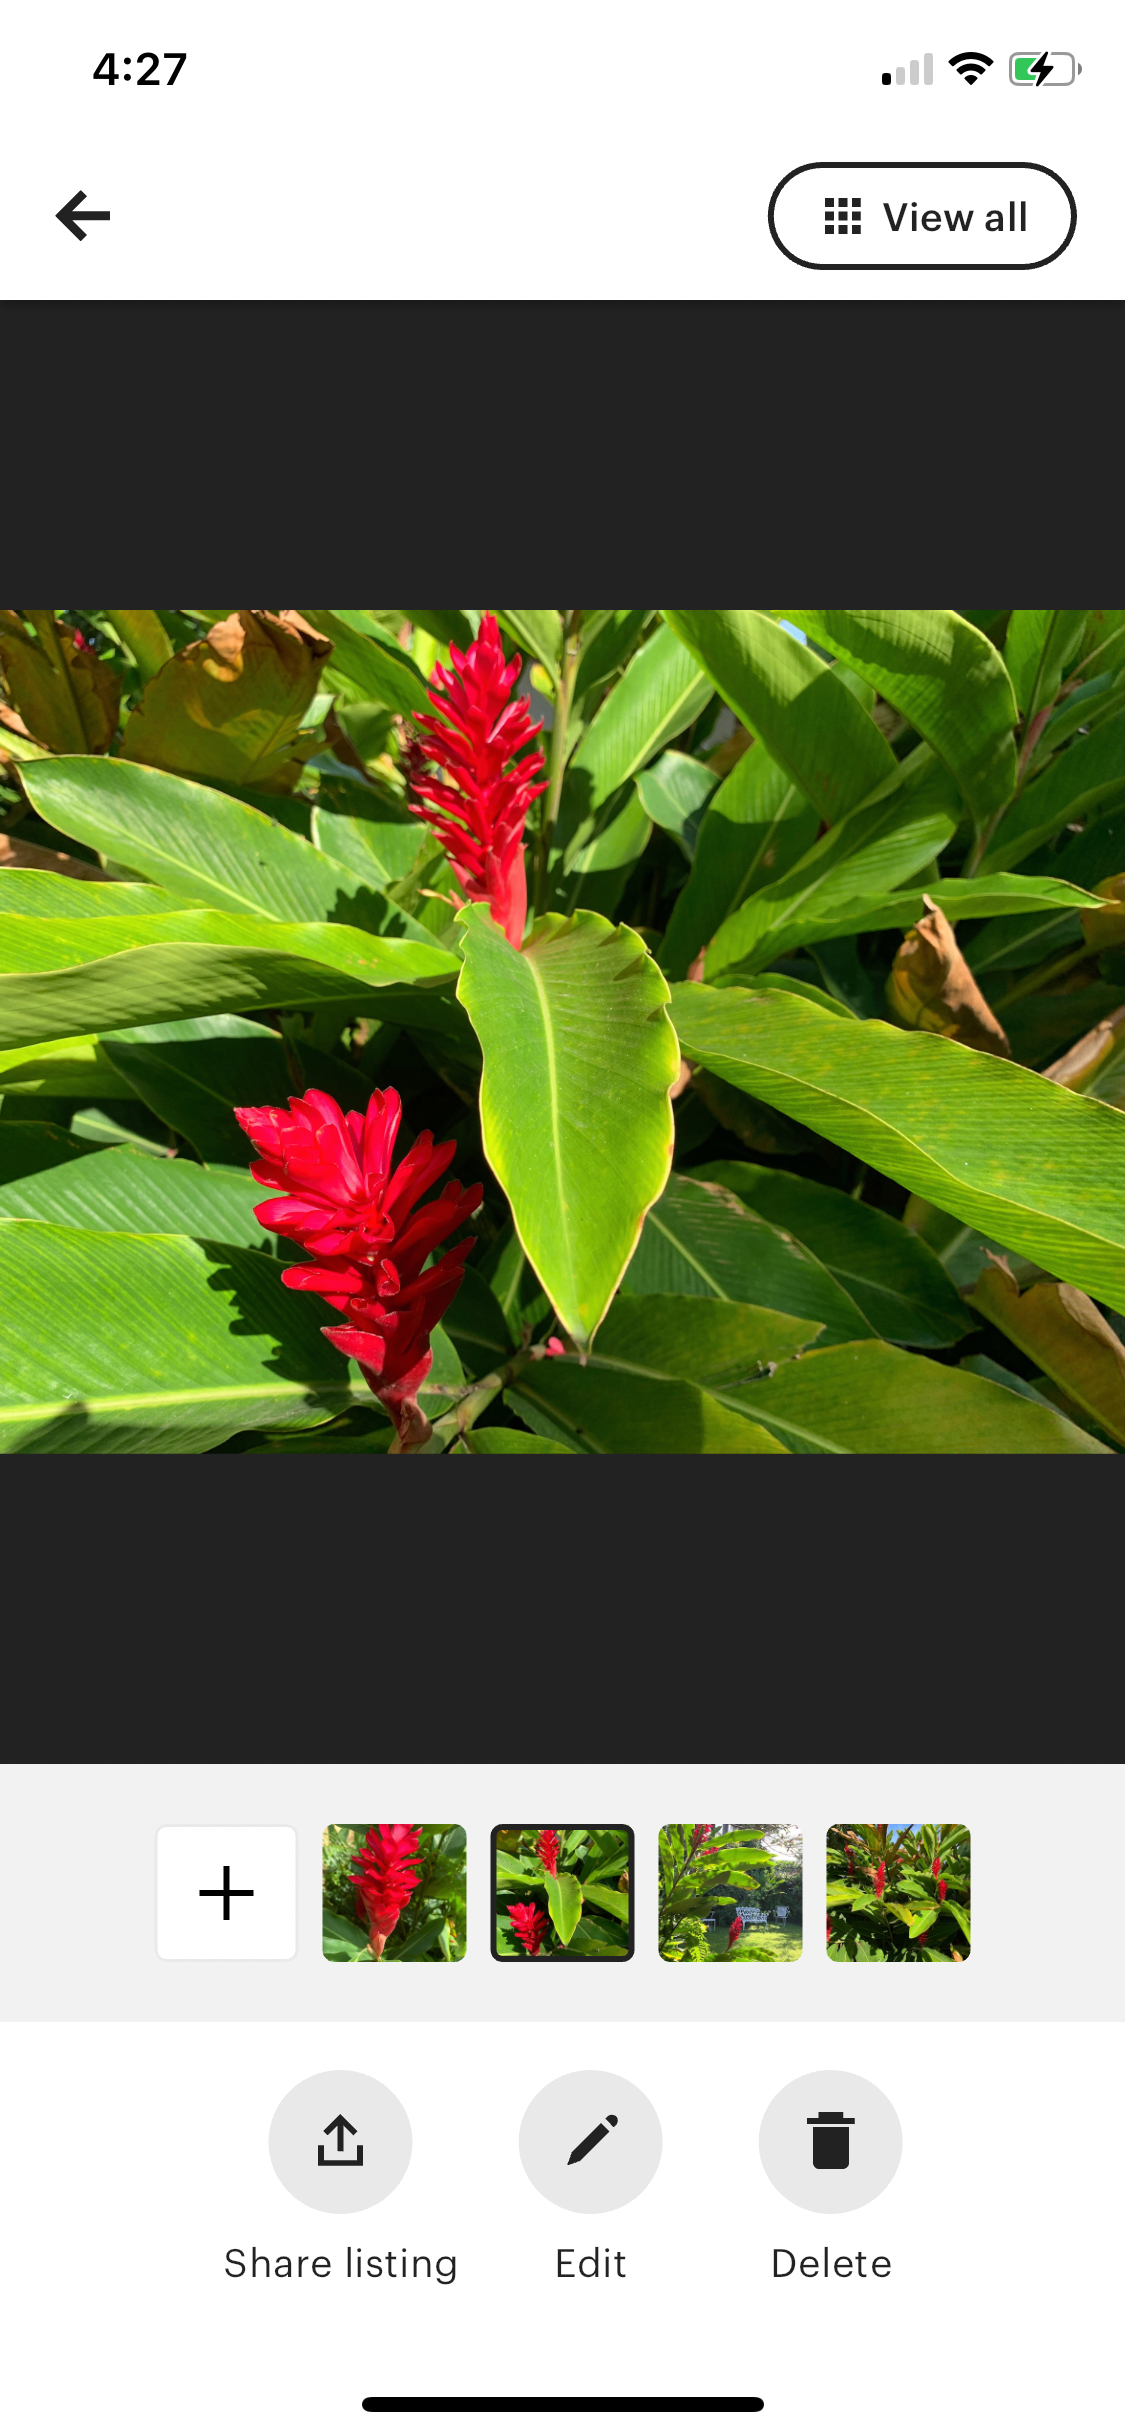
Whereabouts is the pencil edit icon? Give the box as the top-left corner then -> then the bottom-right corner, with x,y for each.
568,2113 -> 619,2165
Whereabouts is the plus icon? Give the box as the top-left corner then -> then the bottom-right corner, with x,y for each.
199,1863 -> 254,1920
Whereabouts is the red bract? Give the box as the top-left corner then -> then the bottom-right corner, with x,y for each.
349,1823 -> 423,1959
873,1860 -> 886,1899
234,1085 -> 482,1448
727,1918 -> 744,1950
508,1901 -> 550,1957
691,1823 -> 714,1852
408,612 -> 549,949
937,1878 -> 948,1902
536,1830 -> 560,1877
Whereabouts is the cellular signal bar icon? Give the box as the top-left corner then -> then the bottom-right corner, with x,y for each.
881,55 -> 933,85
824,195 -> 862,237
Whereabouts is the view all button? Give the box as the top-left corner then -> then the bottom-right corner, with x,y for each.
769,162 -> 1076,268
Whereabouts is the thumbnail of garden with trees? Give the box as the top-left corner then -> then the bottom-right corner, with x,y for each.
658,1823 -> 803,1960
2,608 -> 1124,1453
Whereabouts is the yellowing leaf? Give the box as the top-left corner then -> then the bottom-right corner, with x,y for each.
120,609 -> 333,792
887,897 -> 1010,1058
0,611 -> 121,754
967,1258 -> 1125,1447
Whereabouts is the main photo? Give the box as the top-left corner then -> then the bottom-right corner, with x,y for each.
2,608 -> 1123,1453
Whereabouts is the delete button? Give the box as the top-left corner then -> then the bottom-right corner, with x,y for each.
769,162 -> 1076,268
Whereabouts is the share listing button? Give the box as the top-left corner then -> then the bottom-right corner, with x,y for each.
769,162 -> 1076,268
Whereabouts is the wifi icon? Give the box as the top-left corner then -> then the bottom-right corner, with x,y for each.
950,51 -> 994,83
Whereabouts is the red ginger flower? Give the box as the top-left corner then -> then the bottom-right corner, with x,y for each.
873,1860 -> 886,1899
727,1918 -> 744,1950
508,1901 -> 550,1957
932,1851 -> 942,1878
408,612 -> 548,949
349,1823 -> 423,1958
937,1878 -> 948,1902
691,1824 -> 714,1852
234,1085 -> 482,1448
536,1830 -> 560,1877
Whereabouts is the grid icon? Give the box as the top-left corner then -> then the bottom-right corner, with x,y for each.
824,195 -> 862,236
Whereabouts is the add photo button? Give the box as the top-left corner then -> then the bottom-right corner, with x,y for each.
769,162 -> 1076,268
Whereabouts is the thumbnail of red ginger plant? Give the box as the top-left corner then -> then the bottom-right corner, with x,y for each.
507,1901 -> 551,1957
406,611 -> 549,949
234,1083 -> 482,1450
350,1824 -> 423,1958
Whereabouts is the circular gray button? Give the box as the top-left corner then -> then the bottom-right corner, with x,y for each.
759,2070 -> 902,2213
519,2070 -> 661,2212
268,2070 -> 411,2213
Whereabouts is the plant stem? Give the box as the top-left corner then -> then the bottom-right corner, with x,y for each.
533,612 -> 582,918
405,1347 -> 534,1454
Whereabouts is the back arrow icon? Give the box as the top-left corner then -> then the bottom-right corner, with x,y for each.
57,191 -> 111,241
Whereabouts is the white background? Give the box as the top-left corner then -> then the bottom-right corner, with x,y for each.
1,1765 -> 1120,2435
4,4 -> 1114,299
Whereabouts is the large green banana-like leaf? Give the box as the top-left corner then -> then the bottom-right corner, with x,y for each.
980,709 -> 1125,872
564,621 -> 714,838
659,742 -> 819,979
0,1033 -> 141,1098
968,805 -> 1125,973
619,1170 -> 876,1344
0,1221 -> 361,1452
0,1121 -> 97,1183
518,1297 -> 1101,1453
693,1161 -> 971,1347
669,982 -> 1125,1307
297,611 -> 432,716
20,757 -> 425,936
786,610 -> 1017,823
663,611 -> 897,823
0,872 -> 182,918
495,610 -> 563,674
704,796 -> 956,979
709,1337 -> 1105,1453
1003,610 -> 1088,719
0,1146 -> 265,1246
456,905 -> 679,1353
0,908 -> 459,1050
98,1014 -> 366,1165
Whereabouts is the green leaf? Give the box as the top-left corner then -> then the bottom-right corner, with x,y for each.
659,743 -> 820,979
462,1426 -> 576,1454
971,806 -> 1125,974
1003,610 -> 1088,719
98,1013 -> 364,1166
787,610 -> 1018,823
0,1145 -> 266,1245
0,1119 -> 96,1184
0,1032 -> 142,1099
634,752 -> 716,857
545,1870 -> 584,1946
945,1901 -> 972,1944
311,789 -> 437,891
443,1266 -> 517,1365
104,610 -> 174,686
580,1881 -> 630,1922
564,622 -> 715,836
967,1262 -> 1125,1448
0,906 -> 459,1051
510,1297 -> 801,1451
297,611 -> 432,717
619,1171 -> 872,1345
508,1365 -> 788,1454
456,905 -> 678,1353
20,757 -> 423,936
981,710 -> 1125,873
691,1162 -> 975,1348
574,611 -> 652,701
702,1336 -> 1108,1453
670,983 -> 1125,1311
663,610 -> 897,824
495,610 -> 563,676
704,794 -> 957,980
909,1909 -> 940,1937
389,1918 -> 446,1963
0,871 -> 183,919
0,1221 -> 363,1451
322,1907 -> 371,1960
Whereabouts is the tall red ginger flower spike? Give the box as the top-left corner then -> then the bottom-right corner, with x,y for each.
234,1084 -> 482,1450
536,1829 -> 560,1877
727,1917 -> 744,1951
349,1823 -> 423,1959
407,612 -> 549,949
508,1901 -> 550,1957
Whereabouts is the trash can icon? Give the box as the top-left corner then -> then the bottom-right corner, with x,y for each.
807,2109 -> 855,2169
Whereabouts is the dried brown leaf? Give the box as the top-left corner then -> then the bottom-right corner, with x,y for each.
887,896 -> 1010,1058
119,609 -> 333,793
0,832 -> 115,882
0,611 -> 122,754
967,1262 -> 1125,1447
1043,1005 -> 1125,1090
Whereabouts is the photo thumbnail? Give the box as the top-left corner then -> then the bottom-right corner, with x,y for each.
658,1823 -> 802,1960
322,1823 -> 466,1961
826,1823 -> 971,1961
492,1826 -> 634,1960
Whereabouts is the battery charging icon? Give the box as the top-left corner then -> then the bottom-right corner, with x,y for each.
1009,51 -> 1080,84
